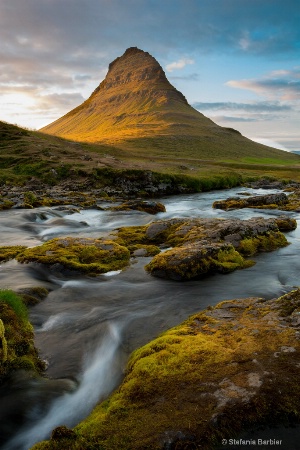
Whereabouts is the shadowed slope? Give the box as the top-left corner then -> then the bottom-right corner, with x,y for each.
40,47 -> 300,162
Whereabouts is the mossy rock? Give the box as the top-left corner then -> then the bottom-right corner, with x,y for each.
112,200 -> 166,214
145,243 -> 248,280
32,289 -> 300,450
17,286 -> 49,306
213,193 -> 289,211
16,237 -> 130,276
143,217 -> 291,280
0,199 -> 14,210
130,244 -> 161,257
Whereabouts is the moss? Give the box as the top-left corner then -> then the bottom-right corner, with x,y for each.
275,217 -> 297,231
24,191 -> 38,207
114,226 -> 148,247
0,245 -> 27,262
129,244 -> 161,256
0,319 -> 7,362
238,231 -> 288,256
16,237 -> 130,276
276,289 -> 300,317
145,244 -> 249,280
0,290 -> 45,382
0,198 -> 14,210
213,199 -> 247,210
18,286 -> 49,306
32,290 -> 300,450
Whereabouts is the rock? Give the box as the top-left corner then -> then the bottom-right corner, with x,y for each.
213,193 -> 288,210
51,426 -> 76,441
145,216 -> 294,280
16,286 -> 49,306
112,200 -> 166,214
145,219 -> 183,240
15,237 -> 130,276
133,248 -> 148,257
146,242 -> 245,281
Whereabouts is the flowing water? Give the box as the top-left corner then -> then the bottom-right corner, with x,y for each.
1,187 -> 300,450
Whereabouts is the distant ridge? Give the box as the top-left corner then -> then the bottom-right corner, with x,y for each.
41,47 -> 300,162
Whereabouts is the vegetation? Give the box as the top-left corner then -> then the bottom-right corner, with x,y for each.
0,290 -> 45,381
13,237 -> 130,276
0,246 -> 27,262
1,120 -> 300,200
238,232 -> 288,256
32,289 -> 300,450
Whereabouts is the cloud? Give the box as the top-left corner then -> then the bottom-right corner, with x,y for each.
166,58 -> 194,72
0,0 -> 299,133
210,114 -> 282,123
250,138 -> 289,151
169,73 -> 199,81
35,93 -> 85,111
192,101 -> 292,112
226,69 -> 300,101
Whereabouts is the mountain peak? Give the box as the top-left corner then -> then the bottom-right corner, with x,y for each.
99,46 -> 176,94
41,47 -> 197,143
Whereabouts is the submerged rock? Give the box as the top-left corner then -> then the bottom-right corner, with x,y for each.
32,289 -> 300,450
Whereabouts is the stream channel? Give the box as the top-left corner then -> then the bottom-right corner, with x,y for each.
1,187 -> 300,450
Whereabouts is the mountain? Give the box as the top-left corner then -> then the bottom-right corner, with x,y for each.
41,47 -> 299,162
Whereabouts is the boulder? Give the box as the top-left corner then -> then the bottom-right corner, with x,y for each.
213,193 -> 288,210
112,200 -> 166,214
145,216 -> 296,280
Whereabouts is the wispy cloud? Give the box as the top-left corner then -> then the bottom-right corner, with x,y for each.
35,93 -> 85,111
226,69 -> 300,101
192,101 -> 292,112
166,58 -> 194,72
169,73 -> 199,81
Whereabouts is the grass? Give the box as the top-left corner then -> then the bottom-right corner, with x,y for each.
0,290 -> 28,323
1,119 -> 300,194
0,289 -> 45,380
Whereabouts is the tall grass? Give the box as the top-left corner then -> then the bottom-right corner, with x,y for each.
0,290 -> 28,322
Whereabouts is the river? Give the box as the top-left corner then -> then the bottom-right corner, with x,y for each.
1,187 -> 299,450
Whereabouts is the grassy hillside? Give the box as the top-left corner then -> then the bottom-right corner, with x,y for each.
1,120 -> 300,191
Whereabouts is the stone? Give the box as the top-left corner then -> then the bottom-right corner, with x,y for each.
213,193 -> 288,210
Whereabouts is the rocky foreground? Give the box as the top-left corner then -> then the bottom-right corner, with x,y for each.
32,288 -> 300,450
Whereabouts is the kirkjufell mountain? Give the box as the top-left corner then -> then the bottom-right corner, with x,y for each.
41,47 -> 298,161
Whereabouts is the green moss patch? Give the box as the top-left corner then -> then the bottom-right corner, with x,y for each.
0,246 -> 27,262
32,289 -> 300,450
238,231 -> 288,256
0,290 -> 45,381
15,237 -> 130,276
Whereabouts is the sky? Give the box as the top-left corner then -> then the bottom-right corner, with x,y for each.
0,0 -> 299,151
